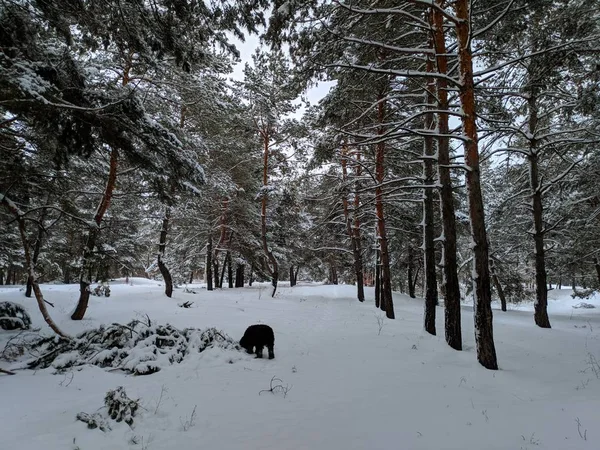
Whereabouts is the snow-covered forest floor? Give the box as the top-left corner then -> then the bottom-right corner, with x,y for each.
1,280 -> 599,450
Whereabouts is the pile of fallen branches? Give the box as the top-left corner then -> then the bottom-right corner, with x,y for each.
18,319 -> 240,375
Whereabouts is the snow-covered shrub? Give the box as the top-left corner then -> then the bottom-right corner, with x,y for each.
105,387 -> 139,425
76,386 -> 139,432
25,320 -> 241,375
571,288 -> 596,300
76,412 -> 111,432
0,302 -> 32,330
91,283 -> 111,297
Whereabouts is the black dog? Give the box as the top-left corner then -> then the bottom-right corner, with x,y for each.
239,324 -> 275,359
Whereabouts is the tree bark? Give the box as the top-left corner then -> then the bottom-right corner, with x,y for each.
408,245 -> 416,299
341,145 -> 365,302
594,257 -> 600,287
1,194 -> 68,337
454,0 -> 498,370
235,264 -> 245,287
423,49 -> 438,335
260,129 -> 279,297
375,91 -> 395,319
206,236 -> 213,291
289,266 -> 296,287
219,251 -> 228,289
157,207 -> 173,298
26,201 -> 49,297
431,1 -> 461,350
227,252 -> 234,288
490,260 -> 507,312
527,92 -> 551,328
71,147 -> 118,320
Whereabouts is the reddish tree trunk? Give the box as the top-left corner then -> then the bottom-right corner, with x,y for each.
432,1 -> 462,350
455,0 -> 498,370
72,147 -> 118,320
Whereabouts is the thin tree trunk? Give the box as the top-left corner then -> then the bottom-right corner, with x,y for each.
249,263 -> 254,286
289,266 -> 296,287
431,1 -> 461,350
527,92 -> 551,328
206,236 -> 213,291
490,260 -> 507,312
594,257 -> 600,286
227,252 -> 233,288
353,151 -> 365,301
407,246 -> 416,298
0,270 -> 3,285
454,0 -> 498,369
26,200 -> 49,297
260,129 -> 279,297
219,251 -> 228,289
423,49 -> 438,334
1,194 -> 68,337
375,91 -> 395,319
157,207 -> 173,298
341,145 -> 365,302
375,248 -> 382,310
189,271 -> 194,284
71,147 -> 118,320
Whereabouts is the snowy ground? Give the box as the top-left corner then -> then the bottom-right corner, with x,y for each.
1,279 -> 599,450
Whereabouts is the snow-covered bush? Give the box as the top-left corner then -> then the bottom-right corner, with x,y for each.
91,283 -> 111,297
76,386 -> 139,431
571,288 -> 596,300
105,387 -> 139,425
25,320 -> 241,375
0,302 -> 32,330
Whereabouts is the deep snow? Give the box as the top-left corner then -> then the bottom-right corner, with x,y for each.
1,280 -> 599,450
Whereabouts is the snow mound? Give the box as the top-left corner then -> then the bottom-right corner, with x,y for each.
24,320 -> 242,375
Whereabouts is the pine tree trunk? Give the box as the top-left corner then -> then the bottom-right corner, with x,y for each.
490,261 -> 507,312
408,246 -> 416,299
431,1 -> 461,350
1,195 -> 68,337
423,51 -> 438,335
157,207 -> 173,298
227,252 -> 233,288
235,264 -> 245,287
341,145 -> 365,302
527,92 -> 551,328
0,270 -> 3,285
206,236 -> 213,291
26,203 -> 48,297
376,92 -> 395,319
594,257 -> 600,287
72,147 -> 118,320
260,129 -> 279,297
219,252 -> 228,289
249,264 -> 254,286
289,266 -> 296,287
354,151 -> 365,301
454,0 -> 498,370
375,248 -> 383,310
